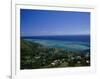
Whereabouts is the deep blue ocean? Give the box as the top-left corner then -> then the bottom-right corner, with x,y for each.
22,35 -> 90,52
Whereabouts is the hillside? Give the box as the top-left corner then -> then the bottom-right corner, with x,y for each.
21,39 -> 90,69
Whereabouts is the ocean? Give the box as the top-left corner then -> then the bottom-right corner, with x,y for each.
21,35 -> 90,52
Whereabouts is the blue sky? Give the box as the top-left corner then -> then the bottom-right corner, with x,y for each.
20,9 -> 90,36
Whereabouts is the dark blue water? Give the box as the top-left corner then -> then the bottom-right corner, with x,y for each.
21,35 -> 90,52
22,35 -> 90,42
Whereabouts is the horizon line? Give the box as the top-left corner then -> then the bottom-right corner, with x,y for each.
21,34 -> 90,37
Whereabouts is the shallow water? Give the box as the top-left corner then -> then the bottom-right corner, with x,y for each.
24,39 -> 90,52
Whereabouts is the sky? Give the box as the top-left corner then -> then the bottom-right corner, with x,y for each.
20,9 -> 90,36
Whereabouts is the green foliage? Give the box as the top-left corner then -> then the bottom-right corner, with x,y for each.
20,39 -> 90,69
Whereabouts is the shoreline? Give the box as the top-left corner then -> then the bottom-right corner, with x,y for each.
20,39 -> 90,69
